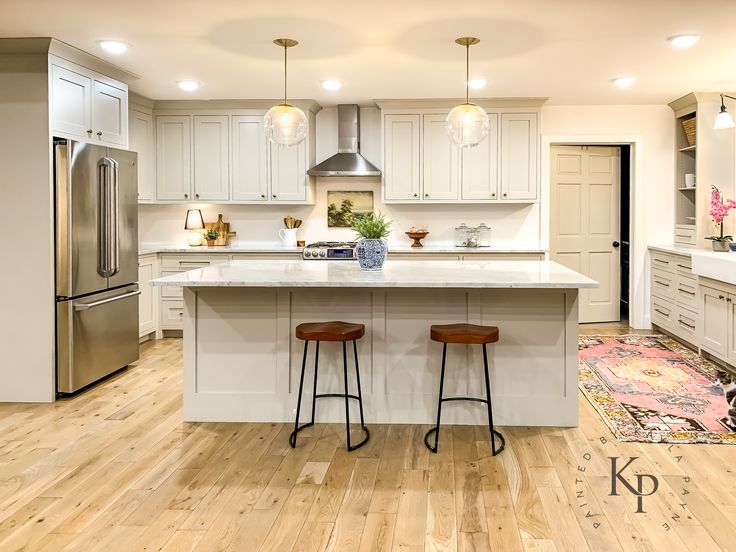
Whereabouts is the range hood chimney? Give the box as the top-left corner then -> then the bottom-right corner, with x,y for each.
307,104 -> 381,177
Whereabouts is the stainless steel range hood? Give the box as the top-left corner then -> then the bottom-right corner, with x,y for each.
308,104 -> 381,177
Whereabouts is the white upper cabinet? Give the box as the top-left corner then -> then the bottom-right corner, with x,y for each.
422,114 -> 459,201
269,140 -> 308,202
51,65 -> 92,138
462,113 -> 499,200
500,113 -> 538,200
193,115 -> 229,201
384,114 -> 421,201
50,59 -> 128,147
128,109 -> 155,202
91,80 -> 127,146
156,115 -> 192,201
232,116 -> 268,201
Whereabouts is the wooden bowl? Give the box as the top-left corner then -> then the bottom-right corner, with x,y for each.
405,230 -> 429,248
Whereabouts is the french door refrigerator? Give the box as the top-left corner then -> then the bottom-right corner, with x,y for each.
55,139 -> 139,393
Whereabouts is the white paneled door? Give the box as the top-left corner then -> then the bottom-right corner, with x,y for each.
551,145 -> 621,323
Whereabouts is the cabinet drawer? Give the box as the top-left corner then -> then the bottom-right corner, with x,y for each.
161,300 -> 184,329
675,274 -> 698,310
672,255 -> 693,275
230,253 -> 302,260
160,271 -> 184,299
651,297 -> 676,330
673,306 -> 698,344
674,225 -> 696,246
160,254 -> 229,268
651,268 -> 676,301
650,252 -> 675,272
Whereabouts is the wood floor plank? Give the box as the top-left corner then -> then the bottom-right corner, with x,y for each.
392,469 -> 428,551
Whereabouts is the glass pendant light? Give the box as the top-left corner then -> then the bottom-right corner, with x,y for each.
264,38 -> 308,147
446,37 -> 489,148
714,94 -> 736,130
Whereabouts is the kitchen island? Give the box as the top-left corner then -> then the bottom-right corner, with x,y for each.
152,260 -> 597,427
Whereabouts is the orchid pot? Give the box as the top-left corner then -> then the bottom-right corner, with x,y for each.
706,186 -> 736,252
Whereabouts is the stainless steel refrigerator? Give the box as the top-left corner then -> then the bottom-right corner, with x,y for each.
55,139 -> 139,394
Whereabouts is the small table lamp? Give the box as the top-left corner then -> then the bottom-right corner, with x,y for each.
184,209 -> 205,246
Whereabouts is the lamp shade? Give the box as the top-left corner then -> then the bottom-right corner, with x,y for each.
714,110 -> 736,130
184,209 -> 205,230
264,104 -> 308,147
446,103 -> 490,148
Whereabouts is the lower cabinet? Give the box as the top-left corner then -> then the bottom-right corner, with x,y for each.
138,254 -> 158,338
649,250 -> 698,346
699,280 -> 734,362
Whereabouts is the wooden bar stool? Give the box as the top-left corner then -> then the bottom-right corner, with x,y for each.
289,321 -> 370,452
424,323 -> 505,456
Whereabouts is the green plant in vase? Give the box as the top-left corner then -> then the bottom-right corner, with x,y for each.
204,228 -> 219,247
706,186 -> 736,252
352,212 -> 392,270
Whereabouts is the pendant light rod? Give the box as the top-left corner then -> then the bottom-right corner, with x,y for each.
273,38 -> 298,106
455,37 -> 480,105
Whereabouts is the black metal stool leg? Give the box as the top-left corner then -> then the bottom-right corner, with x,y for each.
342,341 -> 351,450
424,343 -> 447,453
482,343 -> 505,456
351,339 -> 370,450
289,340 -> 310,448
310,341 -> 320,424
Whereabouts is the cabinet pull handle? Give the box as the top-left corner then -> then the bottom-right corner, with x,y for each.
97,131 -> 103,137
425,193 -> 429,198
184,193 -> 189,199
719,295 -> 725,300
491,193 -> 496,198
678,288 -> 695,296
654,308 -> 669,316
503,193 -> 508,197
87,129 -> 93,135
413,193 -> 418,198
261,194 -> 266,199
678,319 -> 695,330
195,193 -> 200,199
179,260 -> 211,265
653,258 -> 668,264
654,280 -> 670,287
676,264 -> 690,270
272,194 -> 277,199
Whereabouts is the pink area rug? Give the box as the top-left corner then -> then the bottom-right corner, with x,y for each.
579,335 -> 736,444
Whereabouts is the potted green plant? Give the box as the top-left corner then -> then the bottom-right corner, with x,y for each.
706,186 -> 736,252
352,212 -> 392,270
204,228 -> 219,247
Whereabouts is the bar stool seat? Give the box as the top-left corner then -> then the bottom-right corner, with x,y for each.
290,321 -> 369,452
431,323 -> 499,345
296,321 -> 365,342
425,323 -> 505,456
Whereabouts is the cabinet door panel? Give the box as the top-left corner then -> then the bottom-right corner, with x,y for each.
700,286 -> 729,357
384,114 -> 420,201
193,115 -> 229,201
729,295 -> 736,363
138,259 -> 155,336
92,80 -> 127,146
462,113 -> 499,200
232,115 -> 268,201
501,113 -> 538,200
156,116 -> 192,201
269,140 -> 307,201
129,110 -> 155,201
422,114 -> 459,200
51,64 -> 92,138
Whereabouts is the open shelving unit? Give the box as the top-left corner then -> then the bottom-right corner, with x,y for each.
673,108 -> 697,245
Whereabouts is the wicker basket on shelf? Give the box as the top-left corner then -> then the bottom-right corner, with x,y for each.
682,117 -> 696,146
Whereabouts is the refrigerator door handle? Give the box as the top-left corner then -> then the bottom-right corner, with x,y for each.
74,290 -> 141,311
97,157 -> 120,278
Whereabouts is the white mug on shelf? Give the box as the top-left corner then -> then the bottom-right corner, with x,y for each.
279,228 -> 298,247
684,173 -> 696,188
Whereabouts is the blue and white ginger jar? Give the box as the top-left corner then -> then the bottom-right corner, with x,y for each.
356,238 -> 388,271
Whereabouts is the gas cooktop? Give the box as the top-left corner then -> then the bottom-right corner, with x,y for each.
302,242 -> 357,260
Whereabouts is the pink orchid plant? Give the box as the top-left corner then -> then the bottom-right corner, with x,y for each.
707,186 -> 736,242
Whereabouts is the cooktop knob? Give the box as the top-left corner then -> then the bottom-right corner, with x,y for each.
319,250 -> 327,257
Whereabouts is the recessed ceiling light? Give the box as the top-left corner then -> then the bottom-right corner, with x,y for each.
321,80 -> 342,91
668,34 -> 700,49
98,40 -> 128,54
612,76 -> 636,88
178,80 -> 200,92
467,78 -> 486,90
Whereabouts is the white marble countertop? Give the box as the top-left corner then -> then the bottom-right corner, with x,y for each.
139,240 -> 547,256
647,244 -> 700,256
151,259 -> 597,289
691,249 -> 736,285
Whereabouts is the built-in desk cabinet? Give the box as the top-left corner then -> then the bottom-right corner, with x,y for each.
380,103 -> 540,204
50,57 -> 128,147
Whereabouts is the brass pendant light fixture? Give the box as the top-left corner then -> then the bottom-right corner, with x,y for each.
446,37 -> 489,148
264,38 -> 308,147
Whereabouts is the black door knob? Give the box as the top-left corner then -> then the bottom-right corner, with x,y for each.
612,241 -> 620,248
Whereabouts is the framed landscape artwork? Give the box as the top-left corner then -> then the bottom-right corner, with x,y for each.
327,190 -> 374,227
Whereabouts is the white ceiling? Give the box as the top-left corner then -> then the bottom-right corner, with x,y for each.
2,0 -> 736,106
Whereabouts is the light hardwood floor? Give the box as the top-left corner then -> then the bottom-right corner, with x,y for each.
1,333 -> 735,551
